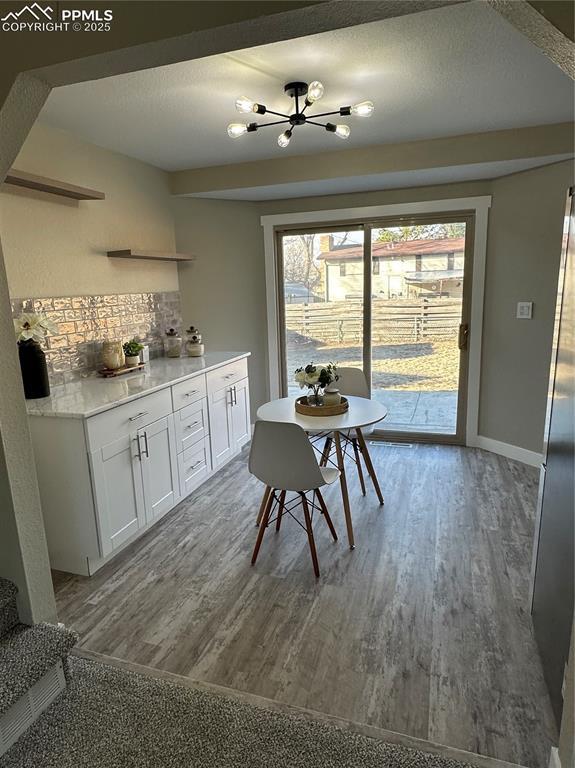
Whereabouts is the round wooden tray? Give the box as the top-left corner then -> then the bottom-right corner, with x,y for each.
295,395 -> 349,417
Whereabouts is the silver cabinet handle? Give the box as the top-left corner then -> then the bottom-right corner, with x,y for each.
224,373 -> 235,379
229,387 -> 234,407
183,390 -> 199,398
232,385 -> 237,406
133,436 -> 142,461
185,421 -> 199,431
142,431 -> 150,458
188,460 -> 203,472
129,411 -> 149,422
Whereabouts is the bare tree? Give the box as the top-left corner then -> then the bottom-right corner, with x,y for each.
282,234 -> 321,291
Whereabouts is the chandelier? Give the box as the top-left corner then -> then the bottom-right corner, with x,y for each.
227,81 -> 374,148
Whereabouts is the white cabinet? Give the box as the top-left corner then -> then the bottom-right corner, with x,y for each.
231,378 -> 251,452
209,384 -> 235,468
139,415 -> 179,523
90,432 -> 145,557
29,354 -> 250,576
208,374 -> 251,469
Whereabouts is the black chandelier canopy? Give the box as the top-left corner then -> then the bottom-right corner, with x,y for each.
227,81 -> 374,148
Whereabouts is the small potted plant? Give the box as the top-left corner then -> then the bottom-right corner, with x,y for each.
294,362 -> 338,406
123,338 -> 144,367
14,313 -> 58,399
164,327 -> 182,358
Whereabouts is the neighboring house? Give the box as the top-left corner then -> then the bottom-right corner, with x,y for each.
318,236 -> 465,301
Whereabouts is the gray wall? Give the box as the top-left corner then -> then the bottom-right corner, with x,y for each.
175,163 -> 573,453
174,198 -> 267,420
480,161 -> 573,451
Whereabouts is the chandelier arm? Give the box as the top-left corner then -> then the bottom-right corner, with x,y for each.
306,110 -> 345,119
264,109 -> 290,119
305,119 -> 329,128
254,119 -> 291,128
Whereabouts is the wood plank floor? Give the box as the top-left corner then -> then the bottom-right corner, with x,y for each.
53,443 -> 557,768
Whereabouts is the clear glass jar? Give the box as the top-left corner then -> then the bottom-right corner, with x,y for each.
164,335 -> 182,358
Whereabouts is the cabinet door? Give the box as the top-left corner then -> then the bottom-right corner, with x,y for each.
208,385 -> 234,469
139,414 -> 179,522
90,432 -> 145,556
231,377 -> 251,451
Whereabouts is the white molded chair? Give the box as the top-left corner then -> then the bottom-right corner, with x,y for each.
317,366 -> 374,496
249,420 -> 339,577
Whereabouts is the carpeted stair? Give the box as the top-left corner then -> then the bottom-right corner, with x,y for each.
0,577 -> 77,755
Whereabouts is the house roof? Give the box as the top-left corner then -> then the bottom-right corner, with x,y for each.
319,237 -> 465,262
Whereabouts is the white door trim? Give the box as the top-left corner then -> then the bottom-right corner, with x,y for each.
261,195 -> 492,446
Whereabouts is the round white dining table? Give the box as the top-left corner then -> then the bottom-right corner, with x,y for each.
256,396 -> 387,549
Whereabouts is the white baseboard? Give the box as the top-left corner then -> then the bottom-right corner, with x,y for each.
471,436 -> 542,467
549,746 -> 561,768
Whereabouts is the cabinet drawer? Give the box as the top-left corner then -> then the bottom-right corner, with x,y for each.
175,399 -> 209,454
86,388 -> 172,451
178,439 -> 211,498
207,358 -> 248,394
171,374 -> 207,412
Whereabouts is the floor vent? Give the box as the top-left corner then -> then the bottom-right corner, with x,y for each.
0,660 -> 66,756
370,441 -> 414,448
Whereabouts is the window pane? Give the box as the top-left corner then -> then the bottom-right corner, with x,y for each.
370,222 -> 466,435
281,230 -> 364,397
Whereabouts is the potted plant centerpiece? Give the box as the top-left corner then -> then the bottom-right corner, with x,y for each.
14,313 -> 58,399
294,362 -> 338,407
123,339 -> 144,367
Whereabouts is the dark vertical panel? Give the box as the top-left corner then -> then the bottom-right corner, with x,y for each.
532,189 -> 575,725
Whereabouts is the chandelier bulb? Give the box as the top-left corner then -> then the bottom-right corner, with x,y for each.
235,96 -> 256,114
227,123 -> 248,138
278,129 -> 292,148
306,81 -> 324,103
334,124 -> 351,139
350,100 -> 374,117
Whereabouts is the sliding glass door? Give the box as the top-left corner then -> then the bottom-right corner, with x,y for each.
277,213 -> 473,442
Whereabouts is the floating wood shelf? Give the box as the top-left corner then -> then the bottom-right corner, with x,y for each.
4,169 -> 105,200
107,249 -> 194,262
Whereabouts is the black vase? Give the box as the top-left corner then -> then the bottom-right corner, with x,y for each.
18,341 -> 50,399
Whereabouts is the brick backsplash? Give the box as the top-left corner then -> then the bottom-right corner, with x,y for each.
11,291 -> 182,386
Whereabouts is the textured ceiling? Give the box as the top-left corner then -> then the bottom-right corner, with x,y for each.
38,1 -> 574,171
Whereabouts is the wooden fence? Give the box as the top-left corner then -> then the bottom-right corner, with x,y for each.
285,298 -> 462,343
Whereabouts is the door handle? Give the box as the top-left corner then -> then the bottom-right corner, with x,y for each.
229,387 -> 234,407
188,460 -> 203,472
133,436 -> 142,461
142,431 -> 150,458
129,411 -> 149,422
458,323 -> 469,351
233,385 -> 237,406
183,390 -> 198,398
185,421 -> 199,431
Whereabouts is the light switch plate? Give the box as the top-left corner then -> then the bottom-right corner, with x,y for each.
517,301 -> 533,319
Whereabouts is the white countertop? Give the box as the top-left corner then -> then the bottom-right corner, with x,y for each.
26,352 -> 250,419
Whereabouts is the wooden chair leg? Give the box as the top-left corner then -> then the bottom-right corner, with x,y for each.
334,431 -> 355,549
256,485 -> 271,527
356,429 -> 384,506
275,490 -> 286,532
320,436 -> 332,467
300,493 -> 320,578
351,438 -> 366,496
315,489 -> 338,541
252,490 -> 274,565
